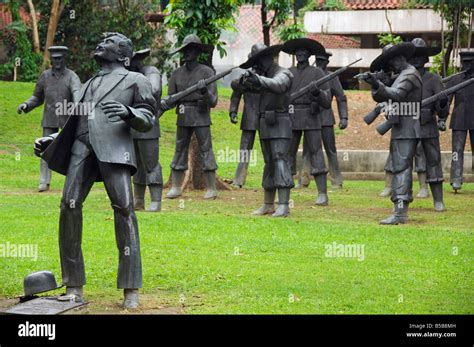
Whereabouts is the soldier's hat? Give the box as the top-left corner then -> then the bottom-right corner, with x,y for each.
411,38 -> 441,57
132,48 -> 151,61
240,43 -> 282,69
170,34 -> 214,55
459,50 -> 474,61
48,46 -> 69,58
316,50 -> 333,61
282,38 -> 326,56
370,42 -> 416,72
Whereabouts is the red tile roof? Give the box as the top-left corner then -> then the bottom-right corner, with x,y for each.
316,0 -> 429,10
229,5 -> 360,50
0,4 -> 32,30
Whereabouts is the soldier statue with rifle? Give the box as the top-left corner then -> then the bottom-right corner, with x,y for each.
282,38 -> 332,206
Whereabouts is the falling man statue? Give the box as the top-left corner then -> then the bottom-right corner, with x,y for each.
33,33 -> 157,309
163,34 -> 219,200
237,43 -> 294,217
17,46 -> 81,192
127,48 -> 163,212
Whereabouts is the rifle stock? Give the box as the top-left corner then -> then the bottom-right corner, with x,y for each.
363,104 -> 383,125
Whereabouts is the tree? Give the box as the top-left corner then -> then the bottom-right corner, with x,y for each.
164,0 -> 240,191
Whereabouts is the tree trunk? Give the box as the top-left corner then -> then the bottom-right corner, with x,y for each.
42,0 -> 64,68
26,0 -> 40,53
261,0 -> 270,46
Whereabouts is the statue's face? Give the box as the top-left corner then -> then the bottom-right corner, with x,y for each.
94,35 -> 122,63
295,48 -> 310,64
257,54 -> 274,72
51,56 -> 65,71
183,47 -> 200,63
409,55 -> 428,69
388,55 -> 405,73
316,58 -> 328,69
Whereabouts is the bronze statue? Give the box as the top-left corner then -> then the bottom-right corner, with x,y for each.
283,38 -> 332,206
446,50 -> 474,192
237,44 -> 294,217
164,34 -> 219,200
229,45 -> 261,188
34,33 -> 157,308
127,48 -> 163,212
17,46 -> 81,192
315,51 -> 348,189
364,42 -> 423,224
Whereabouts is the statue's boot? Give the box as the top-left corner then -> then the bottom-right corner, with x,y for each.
430,182 -> 445,212
315,174 -> 329,206
133,183 -> 146,210
272,188 -> 290,217
38,183 -> 50,192
416,172 -> 429,198
379,172 -> 393,197
294,175 -> 303,189
203,171 -> 218,200
451,181 -> 462,193
166,170 -> 185,199
380,200 -> 409,225
57,286 -> 83,302
123,289 -> 139,309
252,189 -> 276,215
147,184 -> 162,212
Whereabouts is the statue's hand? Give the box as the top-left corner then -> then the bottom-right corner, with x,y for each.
438,120 -> 446,131
17,103 -> 28,114
160,98 -> 171,111
339,118 -> 348,130
34,136 -> 54,157
197,79 -> 208,94
102,100 -> 131,122
310,82 -> 321,95
229,112 -> 238,124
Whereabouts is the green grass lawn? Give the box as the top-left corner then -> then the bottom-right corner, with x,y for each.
0,81 -> 473,314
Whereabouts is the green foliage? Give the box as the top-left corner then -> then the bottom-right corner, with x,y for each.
377,33 -> 403,47
429,50 -> 456,76
0,2 -> 42,81
277,22 -> 306,42
164,0 -> 240,64
35,0 -> 171,81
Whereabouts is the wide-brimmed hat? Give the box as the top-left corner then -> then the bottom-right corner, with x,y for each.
460,50 -> 474,61
282,38 -> 325,56
370,42 -> 416,72
132,48 -> 151,61
411,38 -> 441,57
316,50 -> 332,61
170,34 -> 214,55
48,46 -> 68,58
240,43 -> 282,69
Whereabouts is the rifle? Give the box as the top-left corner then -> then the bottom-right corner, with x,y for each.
441,70 -> 466,84
158,66 -> 236,117
375,77 -> 474,136
290,58 -> 362,102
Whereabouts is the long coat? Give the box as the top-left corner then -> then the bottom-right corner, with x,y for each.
42,68 -> 156,179
446,72 -> 474,130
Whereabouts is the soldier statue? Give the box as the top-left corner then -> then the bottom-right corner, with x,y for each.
446,50 -> 474,192
163,34 -> 219,200
229,45 -> 262,188
282,38 -> 332,206
17,46 -> 81,192
34,33 -> 157,308
236,43 -> 294,217
315,50 -> 348,189
365,42 -> 423,224
127,48 -> 163,212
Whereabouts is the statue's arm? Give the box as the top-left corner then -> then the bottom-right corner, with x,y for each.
124,75 -> 157,132
256,69 -> 293,94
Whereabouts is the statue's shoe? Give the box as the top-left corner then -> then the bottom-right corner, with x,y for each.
434,201 -> 445,212
272,204 -> 289,217
251,204 -> 275,216
38,183 -> 50,192
123,289 -> 139,310
451,182 -> 462,192
416,187 -> 429,199
379,188 -> 392,197
146,201 -> 161,212
315,193 -> 329,206
57,287 -> 83,302
379,214 -> 408,225
204,189 -> 218,200
166,187 -> 182,199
